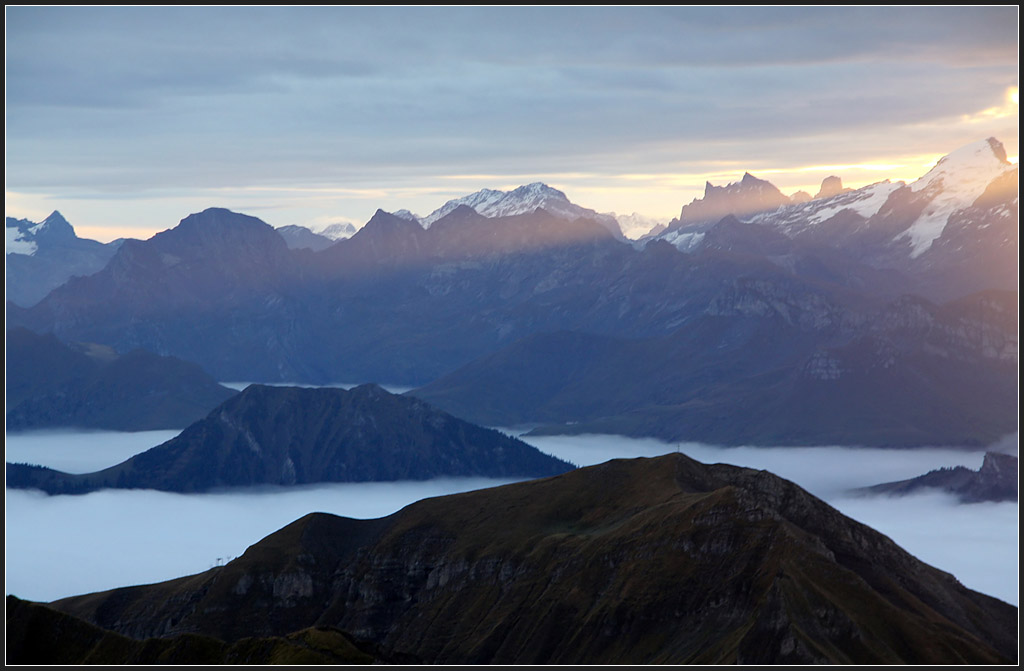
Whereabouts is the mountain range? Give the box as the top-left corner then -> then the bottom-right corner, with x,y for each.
6,383 -> 573,494
34,453 -> 1018,664
5,137 -> 1018,447
656,137 -> 1018,302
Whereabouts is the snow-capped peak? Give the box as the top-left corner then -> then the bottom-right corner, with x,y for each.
420,182 -> 624,239
900,137 -> 1014,257
912,138 -> 1010,194
421,183 -> 572,227
6,210 -> 76,255
308,221 -> 358,241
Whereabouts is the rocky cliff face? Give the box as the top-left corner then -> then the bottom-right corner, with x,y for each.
47,454 -> 1017,664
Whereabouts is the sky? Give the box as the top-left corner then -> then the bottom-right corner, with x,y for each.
5,6 -> 1020,242
5,429 -> 1017,606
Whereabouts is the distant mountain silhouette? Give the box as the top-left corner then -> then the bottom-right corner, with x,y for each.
858,452 -> 1018,503
6,383 -> 573,494
41,454 -> 1018,664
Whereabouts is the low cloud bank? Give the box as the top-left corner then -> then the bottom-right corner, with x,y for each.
5,430 -> 1017,606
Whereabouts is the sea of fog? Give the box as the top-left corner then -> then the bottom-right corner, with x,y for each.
5,428 -> 1018,607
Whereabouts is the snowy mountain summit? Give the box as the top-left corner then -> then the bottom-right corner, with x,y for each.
6,211 -> 76,256
900,137 -> 1014,257
654,136 -> 1017,301
421,182 -> 625,239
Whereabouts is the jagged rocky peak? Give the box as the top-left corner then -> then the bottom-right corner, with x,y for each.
789,190 -> 812,204
814,176 -> 849,200
979,451 -> 1017,481
6,210 -> 77,243
37,210 -> 74,234
678,172 -> 791,224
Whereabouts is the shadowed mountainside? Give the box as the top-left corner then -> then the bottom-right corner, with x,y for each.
5,595 -> 411,665
45,454 -> 1017,665
6,327 -> 237,431
6,383 -> 573,494
412,290 -> 1018,446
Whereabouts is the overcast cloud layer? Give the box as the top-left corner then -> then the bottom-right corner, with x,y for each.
5,6 -> 1019,240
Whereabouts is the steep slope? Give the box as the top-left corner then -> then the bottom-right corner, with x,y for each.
6,384 -> 573,494
6,327 -> 236,431
46,454 -> 1018,664
5,211 -> 123,307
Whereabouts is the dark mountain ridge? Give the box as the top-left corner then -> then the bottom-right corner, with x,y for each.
5,595 -> 396,665
43,453 -> 1018,664
859,451 -> 1018,502
6,383 -> 573,494
5,327 -> 236,431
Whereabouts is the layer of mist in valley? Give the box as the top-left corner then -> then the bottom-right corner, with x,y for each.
5,429 -> 1018,607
